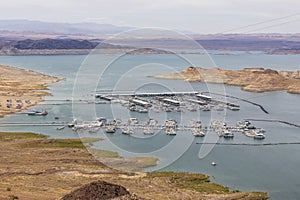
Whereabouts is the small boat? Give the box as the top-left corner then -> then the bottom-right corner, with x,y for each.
56,126 -> 65,131
105,126 -> 116,133
223,131 -> 234,139
68,119 -> 77,127
146,119 -> 158,126
254,133 -> 265,140
122,127 -> 134,135
192,129 -> 206,137
143,128 -> 154,135
166,128 -> 176,136
165,107 -> 172,112
228,106 -> 240,111
211,162 -> 217,166
27,110 -> 48,116
128,118 -> 138,125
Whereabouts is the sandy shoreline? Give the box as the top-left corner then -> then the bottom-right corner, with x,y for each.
0,65 -> 63,117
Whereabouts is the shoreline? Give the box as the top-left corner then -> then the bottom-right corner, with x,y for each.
151,66 -> 300,94
0,65 -> 63,118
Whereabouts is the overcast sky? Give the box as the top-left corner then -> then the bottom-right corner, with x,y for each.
1,0 -> 300,33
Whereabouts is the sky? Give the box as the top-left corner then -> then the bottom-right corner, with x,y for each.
1,0 -> 300,33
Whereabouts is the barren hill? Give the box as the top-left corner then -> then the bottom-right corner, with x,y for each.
151,66 -> 300,94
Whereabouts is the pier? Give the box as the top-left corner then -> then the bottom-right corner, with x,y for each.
94,91 -> 241,113
201,92 -> 269,114
67,118 -> 266,139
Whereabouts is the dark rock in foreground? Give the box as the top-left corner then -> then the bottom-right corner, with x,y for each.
61,180 -> 144,200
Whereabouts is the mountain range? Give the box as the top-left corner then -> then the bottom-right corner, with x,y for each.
0,20 -> 131,35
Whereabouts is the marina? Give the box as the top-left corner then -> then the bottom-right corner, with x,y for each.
95,91 -> 240,114
68,118 -> 266,139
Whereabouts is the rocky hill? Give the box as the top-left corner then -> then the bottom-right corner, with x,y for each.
0,38 -> 133,55
151,67 -> 300,94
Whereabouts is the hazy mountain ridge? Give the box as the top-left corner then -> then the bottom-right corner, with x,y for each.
0,20 -> 300,54
0,20 -> 131,35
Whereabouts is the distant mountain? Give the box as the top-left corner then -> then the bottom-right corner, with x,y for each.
13,39 -> 98,49
0,20 -> 132,35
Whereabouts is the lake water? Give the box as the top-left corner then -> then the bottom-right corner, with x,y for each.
0,53 -> 300,199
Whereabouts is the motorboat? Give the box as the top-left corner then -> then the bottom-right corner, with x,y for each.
223,131 -> 234,139
192,129 -> 206,137
254,133 -> 266,140
166,128 -> 176,135
105,126 -> 116,133
27,109 -> 48,116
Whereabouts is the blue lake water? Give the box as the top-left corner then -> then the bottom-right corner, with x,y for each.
0,53 -> 299,199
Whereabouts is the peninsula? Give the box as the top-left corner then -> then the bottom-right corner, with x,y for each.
151,66 -> 300,94
0,65 -> 62,117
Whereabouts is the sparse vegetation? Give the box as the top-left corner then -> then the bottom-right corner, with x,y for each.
19,138 -> 102,149
147,172 -> 230,194
0,131 -> 269,200
8,195 -> 19,200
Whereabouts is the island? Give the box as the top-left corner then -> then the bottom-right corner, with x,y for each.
0,65 -> 62,117
151,66 -> 300,94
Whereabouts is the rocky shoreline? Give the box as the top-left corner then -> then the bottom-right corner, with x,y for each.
151,66 -> 300,94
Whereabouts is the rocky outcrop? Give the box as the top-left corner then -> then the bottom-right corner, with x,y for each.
151,67 -> 300,94
61,180 -> 144,200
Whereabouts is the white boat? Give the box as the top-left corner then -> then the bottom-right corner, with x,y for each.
223,131 -> 234,139
228,106 -> 240,111
128,118 -> 139,125
254,133 -> 265,139
56,126 -> 65,131
211,162 -> 217,166
143,128 -> 154,135
166,128 -> 176,135
122,127 -> 134,135
105,126 -> 116,133
27,109 -> 48,116
192,129 -> 206,137
68,119 -> 77,128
